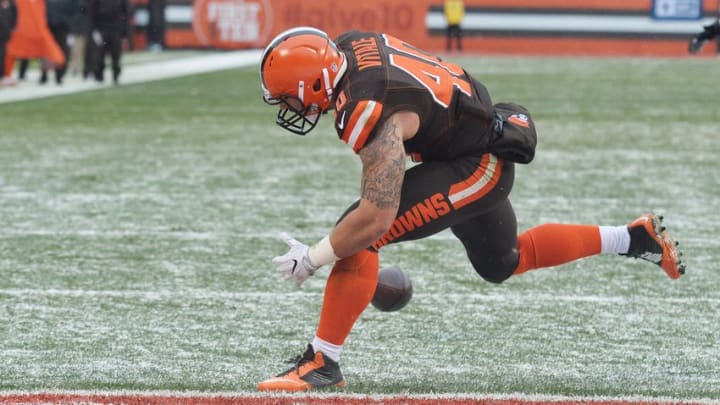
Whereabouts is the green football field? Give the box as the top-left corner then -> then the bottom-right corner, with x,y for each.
1,54 -> 718,400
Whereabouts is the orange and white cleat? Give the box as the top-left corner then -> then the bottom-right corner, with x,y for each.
624,213 -> 685,279
257,345 -> 345,392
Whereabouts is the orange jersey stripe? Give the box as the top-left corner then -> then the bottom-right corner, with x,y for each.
341,100 -> 383,152
448,154 -> 503,210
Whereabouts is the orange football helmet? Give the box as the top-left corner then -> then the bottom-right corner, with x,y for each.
260,27 -> 348,135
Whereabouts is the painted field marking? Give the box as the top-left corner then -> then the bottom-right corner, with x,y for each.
0,50 -> 262,105
0,391 -> 718,405
0,288 -> 717,305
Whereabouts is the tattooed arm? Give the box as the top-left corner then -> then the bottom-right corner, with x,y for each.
329,111 -> 418,258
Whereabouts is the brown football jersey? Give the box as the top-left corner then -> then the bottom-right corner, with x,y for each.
333,30 -> 495,161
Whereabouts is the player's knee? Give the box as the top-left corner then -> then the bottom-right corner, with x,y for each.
470,251 -> 519,284
474,266 -> 513,284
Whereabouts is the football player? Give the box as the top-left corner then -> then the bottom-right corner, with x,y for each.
257,26 -> 685,392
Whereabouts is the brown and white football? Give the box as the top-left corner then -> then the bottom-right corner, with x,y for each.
371,266 -> 413,312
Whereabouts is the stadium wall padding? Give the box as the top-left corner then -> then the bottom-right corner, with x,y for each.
130,0 -> 720,56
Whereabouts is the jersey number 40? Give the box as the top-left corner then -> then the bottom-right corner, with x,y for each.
384,34 -> 472,108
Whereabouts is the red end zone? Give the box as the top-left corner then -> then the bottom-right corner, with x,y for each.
0,393 -> 712,405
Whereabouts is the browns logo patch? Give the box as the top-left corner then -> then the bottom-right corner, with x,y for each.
508,113 -> 530,128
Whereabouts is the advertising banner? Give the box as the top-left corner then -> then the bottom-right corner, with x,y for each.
131,0 -> 720,56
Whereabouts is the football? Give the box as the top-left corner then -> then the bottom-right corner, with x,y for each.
371,266 -> 413,312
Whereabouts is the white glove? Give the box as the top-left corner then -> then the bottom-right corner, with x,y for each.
92,30 -> 103,46
272,233 -> 320,287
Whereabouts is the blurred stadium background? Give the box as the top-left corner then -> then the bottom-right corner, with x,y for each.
1,0 -> 719,404
127,0 -> 720,57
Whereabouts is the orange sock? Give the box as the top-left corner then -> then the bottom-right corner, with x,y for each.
514,223 -> 601,275
316,249 -> 379,346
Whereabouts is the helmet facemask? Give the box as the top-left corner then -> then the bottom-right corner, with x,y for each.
263,79 -> 323,136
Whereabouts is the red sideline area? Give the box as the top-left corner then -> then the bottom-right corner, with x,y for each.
0,393 -> 712,405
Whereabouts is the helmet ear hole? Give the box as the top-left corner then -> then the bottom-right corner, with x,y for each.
313,79 -> 322,92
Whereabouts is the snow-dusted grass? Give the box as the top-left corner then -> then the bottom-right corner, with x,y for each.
0,57 -> 718,398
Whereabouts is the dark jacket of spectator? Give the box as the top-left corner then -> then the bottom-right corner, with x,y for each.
46,0 -> 75,30
0,0 -> 18,42
68,0 -> 87,35
87,0 -> 129,35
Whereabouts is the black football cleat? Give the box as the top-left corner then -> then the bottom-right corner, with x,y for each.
257,344 -> 345,392
623,213 -> 685,279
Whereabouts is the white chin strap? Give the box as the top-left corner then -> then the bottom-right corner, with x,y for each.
322,68 -> 332,100
298,80 -> 304,103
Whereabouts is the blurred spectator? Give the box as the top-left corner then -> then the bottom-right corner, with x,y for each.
4,0 -> 65,80
65,0 -> 85,77
87,0 -> 129,84
16,57 -> 27,78
689,18 -> 720,54
444,0 -> 464,53
146,0 -> 164,52
40,0 -> 76,84
0,0 -> 17,86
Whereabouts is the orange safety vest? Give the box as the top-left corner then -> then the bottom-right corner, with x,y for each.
6,0 -> 65,65
444,0 -> 465,25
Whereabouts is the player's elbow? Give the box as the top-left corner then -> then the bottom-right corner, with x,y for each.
370,215 -> 395,241
350,200 -> 399,248
360,209 -> 397,244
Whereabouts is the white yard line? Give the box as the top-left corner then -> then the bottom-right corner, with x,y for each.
1,288 -> 718,304
0,50 -> 262,105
